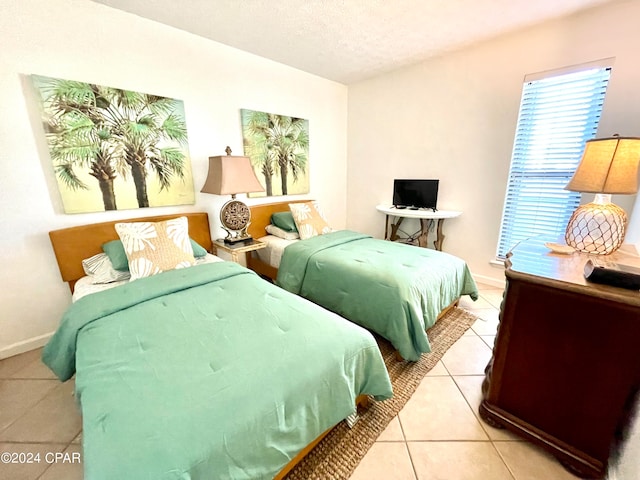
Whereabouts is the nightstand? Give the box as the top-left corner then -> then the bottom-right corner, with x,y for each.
479,239 -> 640,479
211,239 -> 266,270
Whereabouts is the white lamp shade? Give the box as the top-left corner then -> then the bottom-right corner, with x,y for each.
566,136 -> 640,194
201,154 -> 264,196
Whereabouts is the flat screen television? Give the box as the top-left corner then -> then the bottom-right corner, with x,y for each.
393,179 -> 439,211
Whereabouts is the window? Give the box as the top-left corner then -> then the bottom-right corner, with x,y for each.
496,62 -> 612,259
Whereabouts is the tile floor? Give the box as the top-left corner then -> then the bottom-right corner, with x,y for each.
0,283 -> 587,480
349,283 -> 589,480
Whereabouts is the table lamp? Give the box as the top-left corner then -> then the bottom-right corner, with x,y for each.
201,146 -> 264,244
565,135 -> 640,255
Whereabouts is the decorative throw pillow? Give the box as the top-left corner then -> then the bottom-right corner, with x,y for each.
289,201 -> 332,240
102,240 -> 130,271
271,212 -> 298,233
103,237 -> 207,271
115,217 -> 196,280
82,253 -> 131,284
189,239 -> 208,258
265,224 -> 300,240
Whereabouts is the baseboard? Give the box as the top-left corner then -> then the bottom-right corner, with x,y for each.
0,332 -> 54,360
472,273 -> 506,289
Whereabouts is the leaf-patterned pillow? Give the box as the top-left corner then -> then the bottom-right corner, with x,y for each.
115,216 -> 196,280
82,253 -> 131,284
289,201 -> 332,240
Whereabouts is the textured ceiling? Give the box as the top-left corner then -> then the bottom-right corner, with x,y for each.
93,0 -> 615,84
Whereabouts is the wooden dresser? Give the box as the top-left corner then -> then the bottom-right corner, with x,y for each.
479,240 -> 640,479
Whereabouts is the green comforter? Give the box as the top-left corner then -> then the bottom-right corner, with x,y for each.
43,262 -> 392,480
277,230 -> 479,361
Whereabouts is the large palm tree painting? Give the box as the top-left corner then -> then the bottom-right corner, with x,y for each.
32,75 -> 195,213
241,109 -> 309,197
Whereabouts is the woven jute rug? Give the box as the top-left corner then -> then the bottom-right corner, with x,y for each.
284,307 -> 478,480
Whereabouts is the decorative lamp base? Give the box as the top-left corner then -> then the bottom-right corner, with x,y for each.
565,198 -> 627,255
219,198 -> 252,246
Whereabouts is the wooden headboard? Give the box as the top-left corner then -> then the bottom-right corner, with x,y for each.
49,212 -> 212,292
247,200 -> 309,280
247,199 -> 309,240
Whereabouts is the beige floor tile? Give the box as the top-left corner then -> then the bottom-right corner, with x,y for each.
39,443 -> 83,480
378,416 -> 405,441
462,327 -> 476,337
469,309 -> 500,336
479,290 -> 505,309
0,442 -> 65,480
494,441 -> 579,480
425,361 -> 449,376
408,441 -> 514,480
0,349 -> 43,378
459,296 -> 494,310
452,375 -> 522,442
440,335 -> 492,376
399,376 -> 488,441
480,335 -> 495,349
474,282 -> 499,290
0,380 -> 58,432
0,380 -> 81,443
349,442 -> 416,480
11,357 -> 58,380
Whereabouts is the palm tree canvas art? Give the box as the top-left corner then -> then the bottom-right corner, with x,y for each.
241,109 -> 309,197
32,75 -> 195,213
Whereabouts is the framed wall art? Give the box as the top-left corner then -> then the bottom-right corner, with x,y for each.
241,109 -> 309,197
32,74 -> 195,213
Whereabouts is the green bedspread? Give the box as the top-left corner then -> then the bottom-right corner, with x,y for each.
277,230 -> 479,361
43,262 -> 392,480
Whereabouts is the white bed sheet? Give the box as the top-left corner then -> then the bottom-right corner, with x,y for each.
72,254 -> 224,302
256,235 -> 298,269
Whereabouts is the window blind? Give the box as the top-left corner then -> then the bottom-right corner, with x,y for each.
496,66 -> 612,259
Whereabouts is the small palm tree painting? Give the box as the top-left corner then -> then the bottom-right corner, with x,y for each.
241,109 -> 309,197
31,75 -> 195,213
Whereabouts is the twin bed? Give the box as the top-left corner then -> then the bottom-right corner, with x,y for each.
44,212 -> 393,480
248,201 -> 479,361
44,205 -> 477,478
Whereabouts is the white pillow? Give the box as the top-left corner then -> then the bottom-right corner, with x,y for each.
115,216 -> 196,281
82,253 -> 131,284
265,224 -> 300,240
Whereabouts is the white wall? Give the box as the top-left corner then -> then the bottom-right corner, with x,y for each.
0,0 -> 348,358
347,1 -> 640,478
347,0 -> 640,287
624,189 -> 640,254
